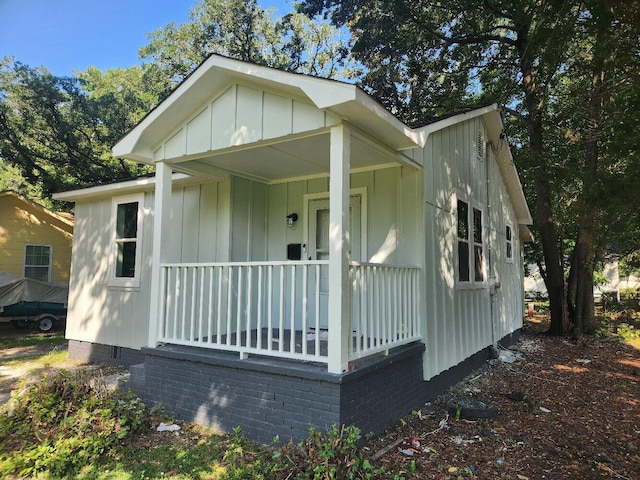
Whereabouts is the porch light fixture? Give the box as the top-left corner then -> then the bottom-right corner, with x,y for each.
286,213 -> 298,228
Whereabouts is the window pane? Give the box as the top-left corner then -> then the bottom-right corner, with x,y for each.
473,208 -> 482,244
458,240 -> 470,281
116,242 -> 137,277
24,266 -> 49,282
506,225 -> 512,241
507,242 -> 513,259
25,245 -> 51,266
116,202 -> 138,239
457,200 -> 468,240
474,245 -> 484,282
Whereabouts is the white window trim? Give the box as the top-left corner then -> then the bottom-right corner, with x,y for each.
109,193 -> 144,289
455,193 -> 486,289
24,244 -> 52,282
505,223 -> 514,264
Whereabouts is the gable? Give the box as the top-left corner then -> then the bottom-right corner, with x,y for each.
153,83 -> 339,162
113,55 -> 423,164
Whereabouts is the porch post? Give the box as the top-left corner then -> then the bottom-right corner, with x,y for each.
327,123 -> 351,374
148,161 -> 172,347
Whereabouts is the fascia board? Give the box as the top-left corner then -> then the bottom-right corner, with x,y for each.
416,104 -> 499,136
52,173 -> 192,202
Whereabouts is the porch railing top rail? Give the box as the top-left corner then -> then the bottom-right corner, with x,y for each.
161,260 -> 421,268
161,260 -> 329,268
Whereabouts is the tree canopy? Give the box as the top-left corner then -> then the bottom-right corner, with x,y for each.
139,0 -> 360,82
0,60 -> 158,199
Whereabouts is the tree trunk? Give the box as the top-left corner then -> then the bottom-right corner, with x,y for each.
568,229 -> 597,336
519,46 -> 569,335
534,174 -> 569,335
568,8 -> 608,337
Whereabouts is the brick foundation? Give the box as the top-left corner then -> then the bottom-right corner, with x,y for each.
100,329 -> 520,443
68,339 -> 145,367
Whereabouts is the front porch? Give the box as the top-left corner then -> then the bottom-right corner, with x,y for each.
156,260 -> 421,371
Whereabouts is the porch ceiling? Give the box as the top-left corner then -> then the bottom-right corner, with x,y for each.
171,131 -> 411,183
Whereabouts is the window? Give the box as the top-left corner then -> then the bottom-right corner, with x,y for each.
457,200 -> 470,282
473,207 -> 484,281
24,244 -> 51,281
111,194 -> 143,287
506,224 -> 513,262
457,198 -> 484,285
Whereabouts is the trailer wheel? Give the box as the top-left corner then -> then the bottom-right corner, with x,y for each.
12,319 -> 30,329
37,316 -> 56,332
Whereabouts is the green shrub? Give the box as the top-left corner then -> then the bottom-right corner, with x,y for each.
617,323 -> 640,341
0,369 -> 149,478
278,424 -> 380,480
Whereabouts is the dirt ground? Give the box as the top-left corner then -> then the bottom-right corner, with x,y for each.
363,316 -> 640,479
0,323 -> 70,404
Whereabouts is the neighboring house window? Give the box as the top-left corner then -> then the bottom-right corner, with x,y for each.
24,244 -> 51,282
457,198 -> 485,285
111,194 -> 143,288
506,224 -> 514,262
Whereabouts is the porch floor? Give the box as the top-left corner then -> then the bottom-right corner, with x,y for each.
193,328 -> 329,357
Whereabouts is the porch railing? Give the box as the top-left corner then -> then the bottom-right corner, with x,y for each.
157,261 -> 421,366
349,262 -> 421,360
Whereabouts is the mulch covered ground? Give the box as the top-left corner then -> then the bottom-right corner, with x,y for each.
362,317 -> 640,479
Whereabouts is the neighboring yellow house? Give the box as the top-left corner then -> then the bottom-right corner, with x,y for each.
0,191 -> 74,284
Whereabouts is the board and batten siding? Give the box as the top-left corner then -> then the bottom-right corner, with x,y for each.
66,180 -> 230,350
421,117 -> 523,380
261,166 -> 423,266
153,84 -> 339,161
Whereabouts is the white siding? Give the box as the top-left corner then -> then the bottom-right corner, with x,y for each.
263,166 -> 423,265
421,117 -> 523,380
66,180 -> 231,349
230,177 -> 268,261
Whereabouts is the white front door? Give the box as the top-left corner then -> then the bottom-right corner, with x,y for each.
307,194 -> 362,328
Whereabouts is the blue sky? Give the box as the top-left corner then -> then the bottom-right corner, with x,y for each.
0,0 -> 294,77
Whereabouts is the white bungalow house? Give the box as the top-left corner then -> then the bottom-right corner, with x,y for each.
54,54 -> 532,442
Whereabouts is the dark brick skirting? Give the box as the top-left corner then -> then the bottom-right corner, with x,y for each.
133,329 -> 521,444
68,339 -> 145,367
140,342 -> 427,443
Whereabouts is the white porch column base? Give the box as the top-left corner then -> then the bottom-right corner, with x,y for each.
148,161 -> 172,347
327,124 -> 351,374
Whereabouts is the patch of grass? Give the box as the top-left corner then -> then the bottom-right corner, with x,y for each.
4,349 -> 68,369
0,332 -> 65,350
69,427 -> 232,480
